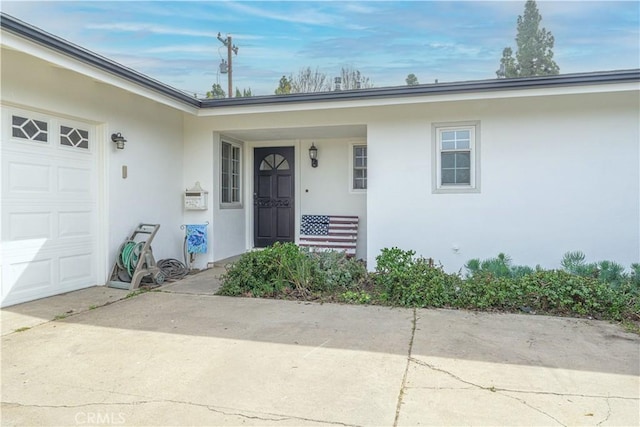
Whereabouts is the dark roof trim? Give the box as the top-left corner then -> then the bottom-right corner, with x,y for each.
2,12 -> 639,111
1,13 -> 200,108
200,68 -> 640,108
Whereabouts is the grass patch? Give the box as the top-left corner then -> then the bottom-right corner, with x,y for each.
14,327 -> 31,333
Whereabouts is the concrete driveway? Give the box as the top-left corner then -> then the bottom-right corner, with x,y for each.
2,269 -> 639,426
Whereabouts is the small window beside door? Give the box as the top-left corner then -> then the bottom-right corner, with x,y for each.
221,140 -> 242,206
351,144 -> 367,191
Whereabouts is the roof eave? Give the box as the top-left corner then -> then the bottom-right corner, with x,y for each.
1,12 -> 200,108
199,69 -> 640,108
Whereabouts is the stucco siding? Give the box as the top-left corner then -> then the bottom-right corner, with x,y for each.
182,117 -> 246,265
367,92 -> 640,272
298,138 -> 367,259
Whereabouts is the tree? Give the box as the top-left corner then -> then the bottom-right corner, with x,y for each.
206,83 -> 226,99
275,66 -> 373,94
275,75 -> 292,95
498,47 -> 518,79
339,66 -> 373,90
497,0 -> 559,78
290,67 -> 331,93
235,87 -> 253,97
405,73 -> 419,86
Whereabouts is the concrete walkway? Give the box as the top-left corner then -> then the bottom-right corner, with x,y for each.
1,270 -> 639,426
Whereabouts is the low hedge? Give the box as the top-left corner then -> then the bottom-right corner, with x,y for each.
217,245 -> 639,323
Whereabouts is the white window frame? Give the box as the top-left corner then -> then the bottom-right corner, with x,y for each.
432,121 -> 480,194
348,141 -> 367,193
220,139 -> 243,208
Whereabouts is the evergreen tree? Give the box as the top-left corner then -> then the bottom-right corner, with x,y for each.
405,73 -> 419,86
497,0 -> 559,78
275,75 -> 292,94
235,87 -> 253,97
498,47 -> 518,78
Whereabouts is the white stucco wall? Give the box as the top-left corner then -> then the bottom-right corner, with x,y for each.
367,92 -> 640,272
2,49 -> 186,281
298,138 -> 367,259
182,116 -> 247,265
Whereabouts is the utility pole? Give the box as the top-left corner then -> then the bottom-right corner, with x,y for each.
217,32 -> 238,98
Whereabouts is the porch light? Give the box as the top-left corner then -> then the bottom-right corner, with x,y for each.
309,143 -> 318,168
111,132 -> 127,150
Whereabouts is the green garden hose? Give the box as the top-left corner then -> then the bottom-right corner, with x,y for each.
119,241 -> 145,276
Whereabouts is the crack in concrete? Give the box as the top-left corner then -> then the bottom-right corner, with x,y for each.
408,358 -> 638,401
404,386 -> 475,391
597,397 -> 612,426
393,308 -> 417,427
407,357 -> 566,426
1,400 -> 159,409
501,389 -> 637,401
1,399 -> 360,426
500,392 -> 566,426
35,381 -> 360,425
201,404 -> 360,426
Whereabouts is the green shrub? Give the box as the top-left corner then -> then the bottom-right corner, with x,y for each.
561,251 -> 596,277
220,245 -> 639,324
456,273 -> 525,311
311,250 -> 367,292
218,244 -> 290,297
630,263 -> 640,286
340,290 -> 372,304
518,270 -> 628,319
465,253 -> 534,279
218,244 -> 366,298
373,248 -> 460,307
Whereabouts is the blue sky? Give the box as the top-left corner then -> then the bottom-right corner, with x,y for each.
2,1 -> 639,97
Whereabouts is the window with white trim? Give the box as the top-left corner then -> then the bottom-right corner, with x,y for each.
221,140 -> 241,205
352,144 -> 367,190
432,122 -> 480,193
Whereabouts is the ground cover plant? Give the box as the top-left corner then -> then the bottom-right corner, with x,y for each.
217,245 -> 640,327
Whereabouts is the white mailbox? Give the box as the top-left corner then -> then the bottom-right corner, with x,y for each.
184,182 -> 208,210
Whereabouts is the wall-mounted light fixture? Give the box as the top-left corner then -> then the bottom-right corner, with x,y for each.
111,132 -> 127,150
309,143 -> 318,168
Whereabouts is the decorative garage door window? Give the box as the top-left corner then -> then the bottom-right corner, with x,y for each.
259,154 -> 290,170
60,126 -> 89,149
12,115 -> 48,142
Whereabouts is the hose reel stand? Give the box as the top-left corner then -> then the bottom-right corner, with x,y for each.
108,223 -> 165,290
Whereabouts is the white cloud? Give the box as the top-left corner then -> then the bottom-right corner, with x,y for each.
223,1 -> 339,26
86,22 -> 218,38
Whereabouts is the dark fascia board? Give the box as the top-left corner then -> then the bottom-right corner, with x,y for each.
2,13 -> 639,112
1,13 -> 200,108
200,68 -> 640,108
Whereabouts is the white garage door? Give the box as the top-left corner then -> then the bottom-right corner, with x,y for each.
1,108 -> 99,307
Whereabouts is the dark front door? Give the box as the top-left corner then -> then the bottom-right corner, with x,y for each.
254,147 -> 295,247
